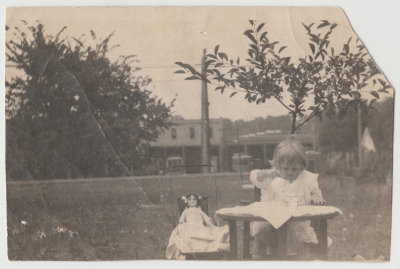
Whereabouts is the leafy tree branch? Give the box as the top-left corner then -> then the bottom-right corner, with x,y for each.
175,20 -> 389,134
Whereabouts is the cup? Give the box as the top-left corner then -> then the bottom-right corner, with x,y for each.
287,194 -> 298,212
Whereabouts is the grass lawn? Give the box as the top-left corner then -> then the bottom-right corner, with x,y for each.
6,173 -> 392,261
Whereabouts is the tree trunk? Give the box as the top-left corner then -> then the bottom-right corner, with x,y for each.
290,113 -> 297,134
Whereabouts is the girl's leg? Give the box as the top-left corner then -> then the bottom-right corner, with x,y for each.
287,221 -> 318,259
253,236 -> 267,257
251,222 -> 272,258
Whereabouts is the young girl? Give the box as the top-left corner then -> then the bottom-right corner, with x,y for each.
166,194 -> 229,259
250,135 -> 324,258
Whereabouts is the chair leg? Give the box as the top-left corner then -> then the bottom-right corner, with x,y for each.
228,220 -> 237,260
243,221 -> 251,259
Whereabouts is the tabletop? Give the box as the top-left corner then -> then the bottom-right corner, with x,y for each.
216,205 -> 340,260
216,210 -> 339,222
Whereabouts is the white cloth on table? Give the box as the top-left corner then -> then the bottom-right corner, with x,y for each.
216,202 -> 342,229
217,201 -> 293,229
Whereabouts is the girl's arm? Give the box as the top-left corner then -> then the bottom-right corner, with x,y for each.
310,177 -> 325,205
250,169 -> 278,189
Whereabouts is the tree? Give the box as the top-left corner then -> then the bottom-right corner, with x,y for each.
317,98 -> 375,153
316,97 -> 393,181
6,22 -> 174,180
362,97 -> 393,181
175,20 -> 391,134
317,110 -> 358,154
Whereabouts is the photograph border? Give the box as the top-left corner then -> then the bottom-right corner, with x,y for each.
1,1 -> 399,269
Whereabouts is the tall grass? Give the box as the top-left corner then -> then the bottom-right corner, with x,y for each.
6,173 -> 392,260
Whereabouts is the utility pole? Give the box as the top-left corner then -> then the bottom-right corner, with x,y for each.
235,121 -> 243,180
312,118 -> 317,151
201,49 -> 210,173
357,104 -> 363,169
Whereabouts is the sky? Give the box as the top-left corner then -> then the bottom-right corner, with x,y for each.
5,6 -> 394,121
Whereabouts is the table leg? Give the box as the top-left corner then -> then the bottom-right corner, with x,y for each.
243,221 -> 251,259
228,220 -> 237,260
314,219 -> 328,260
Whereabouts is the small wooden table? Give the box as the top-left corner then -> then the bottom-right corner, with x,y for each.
216,210 -> 339,260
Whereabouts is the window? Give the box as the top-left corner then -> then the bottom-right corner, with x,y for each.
189,127 -> 195,138
171,128 -> 177,139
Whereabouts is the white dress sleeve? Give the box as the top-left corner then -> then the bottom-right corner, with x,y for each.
250,169 -> 275,189
179,209 -> 187,223
250,169 -> 263,188
250,169 -> 276,202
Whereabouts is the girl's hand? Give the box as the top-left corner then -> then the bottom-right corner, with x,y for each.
250,169 -> 262,182
311,198 -> 326,205
251,169 -> 280,183
267,169 -> 280,178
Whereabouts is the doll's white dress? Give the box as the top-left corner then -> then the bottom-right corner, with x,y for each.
166,207 -> 229,259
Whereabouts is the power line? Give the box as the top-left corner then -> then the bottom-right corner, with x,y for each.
152,79 -> 183,82
5,64 -> 192,69
151,79 -> 391,94
5,63 -> 248,69
5,64 -> 391,95
6,65 -> 392,94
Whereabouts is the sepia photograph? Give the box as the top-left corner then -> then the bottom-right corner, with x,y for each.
3,3 -> 397,265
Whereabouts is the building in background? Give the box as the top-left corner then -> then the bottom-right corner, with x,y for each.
147,118 -> 315,174
148,119 -> 225,174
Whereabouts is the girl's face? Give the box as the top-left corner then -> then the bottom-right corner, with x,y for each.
187,195 -> 198,208
277,160 -> 304,182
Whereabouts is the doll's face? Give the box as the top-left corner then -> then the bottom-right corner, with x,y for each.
187,195 -> 198,208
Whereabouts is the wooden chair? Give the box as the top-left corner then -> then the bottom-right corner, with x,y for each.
177,195 -> 228,260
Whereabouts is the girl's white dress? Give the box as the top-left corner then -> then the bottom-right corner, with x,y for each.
166,207 -> 229,259
250,169 -> 323,254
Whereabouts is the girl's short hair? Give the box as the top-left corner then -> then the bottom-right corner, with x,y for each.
273,135 -> 307,169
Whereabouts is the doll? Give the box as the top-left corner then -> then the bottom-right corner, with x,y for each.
166,194 -> 229,259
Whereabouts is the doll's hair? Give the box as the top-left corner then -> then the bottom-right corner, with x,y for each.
272,135 -> 307,169
179,193 -> 207,215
